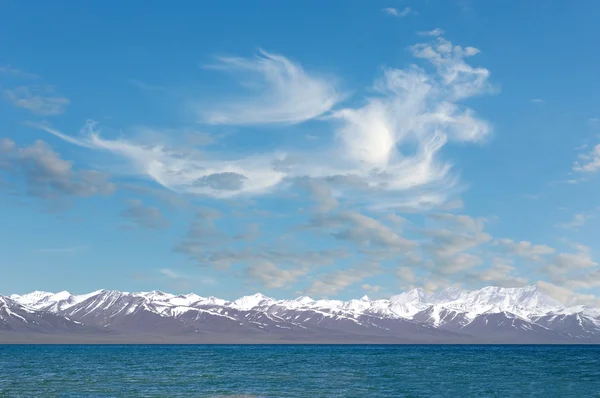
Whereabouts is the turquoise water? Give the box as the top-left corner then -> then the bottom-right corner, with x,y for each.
1,345 -> 599,397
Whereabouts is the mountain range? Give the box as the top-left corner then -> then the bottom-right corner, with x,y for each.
2,286 -> 599,343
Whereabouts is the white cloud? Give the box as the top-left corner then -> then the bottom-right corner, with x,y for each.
382,7 -> 412,17
429,212 -> 486,231
541,243 -> 597,280
397,266 -> 416,283
307,266 -> 377,297
537,280 -> 600,307
0,66 -> 39,79
334,211 -> 416,251
234,223 -> 261,241
382,7 -> 399,16
440,252 -> 483,274
556,212 -> 593,230
37,121 -> 286,198
573,144 -> 600,173
409,37 -> 491,100
38,34 -> 493,209
361,284 -> 383,293
298,178 -> 339,213
129,79 -> 163,91
423,213 -> 491,274
159,268 -> 216,287
530,98 -> 544,103
386,213 -> 408,227
160,268 -> 181,279
308,210 -> 416,252
0,138 -> 115,200
495,238 -> 555,261
466,258 -> 528,288
121,199 -> 170,229
535,243 -> 600,305
438,199 -> 464,210
3,85 -> 69,115
418,28 -> 445,37
246,261 -> 308,289
402,8 -> 416,17
197,49 -> 343,125
560,270 -> 600,291
120,183 -> 191,209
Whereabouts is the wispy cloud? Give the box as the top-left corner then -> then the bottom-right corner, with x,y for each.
129,79 -> 163,91
536,242 -> 600,305
422,213 -> 491,275
573,144 -> 600,174
495,238 -> 555,261
121,199 -> 170,229
298,178 -> 339,213
0,138 -> 115,202
0,66 -> 39,79
159,268 -> 181,279
2,85 -> 69,115
197,49 -> 344,125
530,98 -> 544,104
37,34 -> 494,210
307,265 -> 378,297
556,212 -> 593,230
159,268 -> 216,287
417,28 -> 445,37
120,183 -> 191,209
382,7 -> 412,17
382,7 -> 399,16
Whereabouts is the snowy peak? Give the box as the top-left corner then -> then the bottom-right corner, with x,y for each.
232,293 -> 275,310
294,296 -> 314,304
435,285 -> 563,314
3,285 -> 600,343
6,285 -> 594,322
138,290 -> 175,301
9,290 -> 77,311
9,291 -> 54,306
429,287 -> 463,303
391,288 -> 429,304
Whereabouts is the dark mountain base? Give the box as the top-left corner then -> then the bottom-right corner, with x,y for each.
1,331 -> 595,344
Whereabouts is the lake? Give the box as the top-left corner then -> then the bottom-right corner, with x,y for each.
1,345 -> 599,397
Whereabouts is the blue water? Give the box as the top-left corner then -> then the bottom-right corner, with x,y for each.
0,345 -> 599,397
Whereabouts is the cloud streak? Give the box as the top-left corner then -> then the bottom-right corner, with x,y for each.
382,7 -> 412,17
3,85 -> 69,115
573,144 -> 600,174
121,199 -> 170,229
556,213 -> 593,230
38,34 -> 493,210
198,49 -> 343,125
0,138 -> 115,201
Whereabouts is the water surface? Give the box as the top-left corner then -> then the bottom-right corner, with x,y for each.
1,345 -> 599,397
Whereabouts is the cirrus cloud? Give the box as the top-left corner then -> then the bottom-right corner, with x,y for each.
197,49 -> 344,125
36,34 -> 493,210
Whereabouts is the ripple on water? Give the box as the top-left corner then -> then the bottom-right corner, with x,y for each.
0,345 -> 599,397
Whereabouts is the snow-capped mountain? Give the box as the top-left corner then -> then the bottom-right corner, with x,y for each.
0,296 -> 88,333
2,286 -> 599,343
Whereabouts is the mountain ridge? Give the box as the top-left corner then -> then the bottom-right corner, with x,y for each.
2,285 -> 599,344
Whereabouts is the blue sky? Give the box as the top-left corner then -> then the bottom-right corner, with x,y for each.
1,0 -> 599,305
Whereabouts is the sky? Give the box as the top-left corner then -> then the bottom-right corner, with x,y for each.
1,1 -> 599,305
